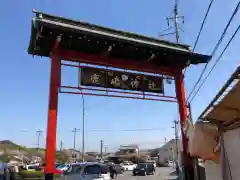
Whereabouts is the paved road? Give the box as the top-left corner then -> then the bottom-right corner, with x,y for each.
117,167 -> 178,180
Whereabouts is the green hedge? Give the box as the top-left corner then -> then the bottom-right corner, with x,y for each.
20,171 -> 44,178
19,170 -> 60,179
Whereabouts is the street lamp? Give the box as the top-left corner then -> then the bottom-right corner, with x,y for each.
78,64 -> 86,162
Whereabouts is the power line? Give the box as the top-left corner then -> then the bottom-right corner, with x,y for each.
121,141 -> 166,145
159,27 -> 174,35
91,127 -> 166,132
184,0 -> 214,75
189,24 -> 240,103
187,1 -> 240,101
192,0 -> 215,52
159,32 -> 177,37
136,141 -> 165,145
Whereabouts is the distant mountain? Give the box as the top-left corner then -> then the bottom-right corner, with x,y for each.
0,140 -> 27,151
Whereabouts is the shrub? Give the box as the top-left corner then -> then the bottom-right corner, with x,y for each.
19,170 -> 60,179
19,170 -> 44,178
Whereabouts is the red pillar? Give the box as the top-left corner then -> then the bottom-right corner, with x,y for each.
175,71 -> 193,179
45,48 -> 61,180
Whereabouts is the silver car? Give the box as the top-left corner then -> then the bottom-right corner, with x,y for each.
60,163 -> 111,180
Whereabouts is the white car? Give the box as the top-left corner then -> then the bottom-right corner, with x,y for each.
120,162 -> 136,171
57,164 -> 70,171
60,163 -> 111,180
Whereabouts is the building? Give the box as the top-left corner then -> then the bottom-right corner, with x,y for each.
115,144 -> 139,155
153,139 -> 181,164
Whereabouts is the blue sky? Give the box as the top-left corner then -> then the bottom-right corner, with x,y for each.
0,0 -> 240,152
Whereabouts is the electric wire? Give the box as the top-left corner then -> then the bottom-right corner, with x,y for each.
189,24 -> 240,103
183,0 -> 215,81
192,0 -> 215,52
187,1 -> 240,101
91,127 -> 166,132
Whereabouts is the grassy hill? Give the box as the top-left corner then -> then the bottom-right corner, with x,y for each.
0,140 -> 29,151
0,140 -> 46,159
0,140 -> 71,163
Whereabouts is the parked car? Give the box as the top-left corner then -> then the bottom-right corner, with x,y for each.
133,163 -> 155,176
120,162 -> 136,171
145,160 -> 156,168
56,163 -> 64,168
106,162 -> 115,166
60,162 -> 111,180
24,163 -> 41,171
57,164 -> 70,171
42,167 -> 63,175
107,164 -> 124,179
112,164 -> 124,174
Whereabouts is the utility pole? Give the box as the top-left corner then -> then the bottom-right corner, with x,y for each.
72,128 -> 80,150
36,129 -> 43,152
164,137 -> 167,144
100,140 -> 103,160
60,140 -> 63,152
172,120 -> 179,175
104,146 -> 108,154
72,128 -> 80,162
137,146 -> 140,164
166,0 -> 184,43
187,103 -> 200,180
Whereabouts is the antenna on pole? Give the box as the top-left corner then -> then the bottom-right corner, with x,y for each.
165,0 -> 184,43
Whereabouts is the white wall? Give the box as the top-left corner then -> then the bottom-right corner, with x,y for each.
204,160 -> 222,180
222,127 -> 240,180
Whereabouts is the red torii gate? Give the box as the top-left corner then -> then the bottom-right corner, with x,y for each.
27,10 -> 211,180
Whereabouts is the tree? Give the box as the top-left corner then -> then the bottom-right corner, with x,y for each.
55,152 -> 68,163
0,154 -> 10,163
